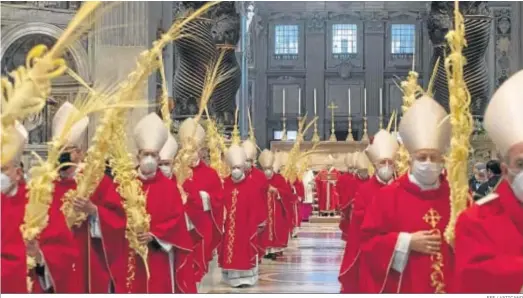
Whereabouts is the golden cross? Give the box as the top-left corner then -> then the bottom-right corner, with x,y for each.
327,101 -> 338,117
423,208 -> 441,229
232,188 -> 239,197
327,101 -> 338,141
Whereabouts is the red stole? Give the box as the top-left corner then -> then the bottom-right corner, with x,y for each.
454,180 -> 523,293
259,173 -> 293,249
359,174 -> 454,293
339,176 -> 387,293
1,183 -> 28,293
219,177 -> 258,270
125,171 -> 185,293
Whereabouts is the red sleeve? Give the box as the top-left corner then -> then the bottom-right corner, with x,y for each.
38,205 -> 80,293
454,210 -> 523,293
149,181 -> 184,245
359,186 -> 400,293
1,206 -> 27,293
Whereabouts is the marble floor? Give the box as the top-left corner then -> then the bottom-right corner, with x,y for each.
200,223 -> 343,293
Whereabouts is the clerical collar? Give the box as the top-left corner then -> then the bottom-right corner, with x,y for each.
3,185 -> 18,197
408,173 -> 440,191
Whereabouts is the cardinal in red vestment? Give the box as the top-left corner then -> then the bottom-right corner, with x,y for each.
219,144 -> 259,287
339,130 -> 398,293
178,117 -> 224,283
454,70 -> 523,294
242,140 -> 269,259
120,113 -> 185,293
359,96 -> 454,293
291,177 -> 305,237
315,155 -> 341,214
40,102 -> 127,293
338,152 -> 366,241
1,122 -> 29,294
158,133 -> 197,293
258,150 -> 293,259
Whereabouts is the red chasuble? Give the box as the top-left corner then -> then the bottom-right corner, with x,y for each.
339,176 -> 387,293
315,168 -> 341,212
359,174 -> 454,293
182,161 -> 224,282
1,183 -> 28,294
55,175 -> 127,293
168,175 -> 197,294
338,175 -> 367,241
454,180 -> 523,293
123,171 -> 185,293
29,179 -> 80,293
259,173 -> 293,250
219,177 -> 258,270
246,167 -> 269,257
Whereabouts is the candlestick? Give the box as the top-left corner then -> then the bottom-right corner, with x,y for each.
281,116 -> 287,141
298,88 -> 301,116
379,88 -> 383,116
328,101 -> 338,142
312,121 -> 320,143
314,88 -> 317,115
348,88 -> 351,116
346,116 -> 354,142
361,116 -> 369,142
364,88 -> 367,116
282,89 -> 286,116
379,114 -> 383,129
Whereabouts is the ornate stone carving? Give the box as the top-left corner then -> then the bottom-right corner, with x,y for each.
494,8 -> 512,88
268,12 -> 304,22
337,62 -> 353,79
427,1 -> 492,117
306,12 -> 327,33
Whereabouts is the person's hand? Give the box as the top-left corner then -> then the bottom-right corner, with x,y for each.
26,240 -> 43,264
137,232 -> 153,245
410,231 -> 442,255
73,197 -> 97,215
268,186 -> 278,194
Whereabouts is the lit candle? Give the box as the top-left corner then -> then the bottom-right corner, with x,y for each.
314,88 -> 317,115
364,88 -> 367,116
348,88 -> 351,116
379,88 -> 383,116
298,88 -> 301,116
282,88 -> 286,116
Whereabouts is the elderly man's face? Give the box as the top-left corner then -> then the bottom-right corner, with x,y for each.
503,143 -> 523,184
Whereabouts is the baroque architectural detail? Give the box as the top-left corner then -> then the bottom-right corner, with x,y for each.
337,62 -> 353,80
268,11 -> 304,22
306,12 -> 327,33
494,7 -> 512,88
428,1 -> 492,116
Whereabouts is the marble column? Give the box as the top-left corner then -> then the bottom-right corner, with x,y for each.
90,2 -> 163,153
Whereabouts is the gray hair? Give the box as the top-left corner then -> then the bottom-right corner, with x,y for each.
474,162 -> 486,171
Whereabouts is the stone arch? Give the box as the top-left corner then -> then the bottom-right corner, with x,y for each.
0,22 -> 90,80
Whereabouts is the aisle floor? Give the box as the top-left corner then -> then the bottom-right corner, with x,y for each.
200,223 -> 343,293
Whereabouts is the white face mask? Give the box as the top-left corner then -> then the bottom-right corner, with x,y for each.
140,156 -> 158,175
264,169 -> 273,179
357,170 -> 369,179
412,160 -> 442,186
159,165 -> 172,178
509,169 -> 523,202
1,173 -> 12,194
231,168 -> 244,181
377,165 -> 394,182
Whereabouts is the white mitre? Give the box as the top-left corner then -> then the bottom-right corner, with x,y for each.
52,101 -> 89,148
226,144 -> 247,168
355,151 -> 371,170
366,129 -> 400,164
344,152 -> 354,168
241,139 -> 257,160
178,117 -> 205,148
398,95 -> 451,154
133,113 -> 168,152
2,121 -> 28,164
484,70 -> 523,157
259,149 -> 275,169
272,152 -> 283,173
159,133 -> 179,161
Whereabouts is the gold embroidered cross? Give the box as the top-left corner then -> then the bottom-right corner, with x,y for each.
423,208 -> 441,229
232,189 -> 239,197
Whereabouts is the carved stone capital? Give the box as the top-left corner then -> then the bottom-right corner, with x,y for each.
306,12 -> 327,33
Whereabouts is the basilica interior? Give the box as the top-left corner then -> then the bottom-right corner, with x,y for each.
1,0 -> 523,293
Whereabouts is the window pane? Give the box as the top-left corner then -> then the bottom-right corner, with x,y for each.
391,24 -> 416,54
332,24 -> 357,54
275,25 -> 299,55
